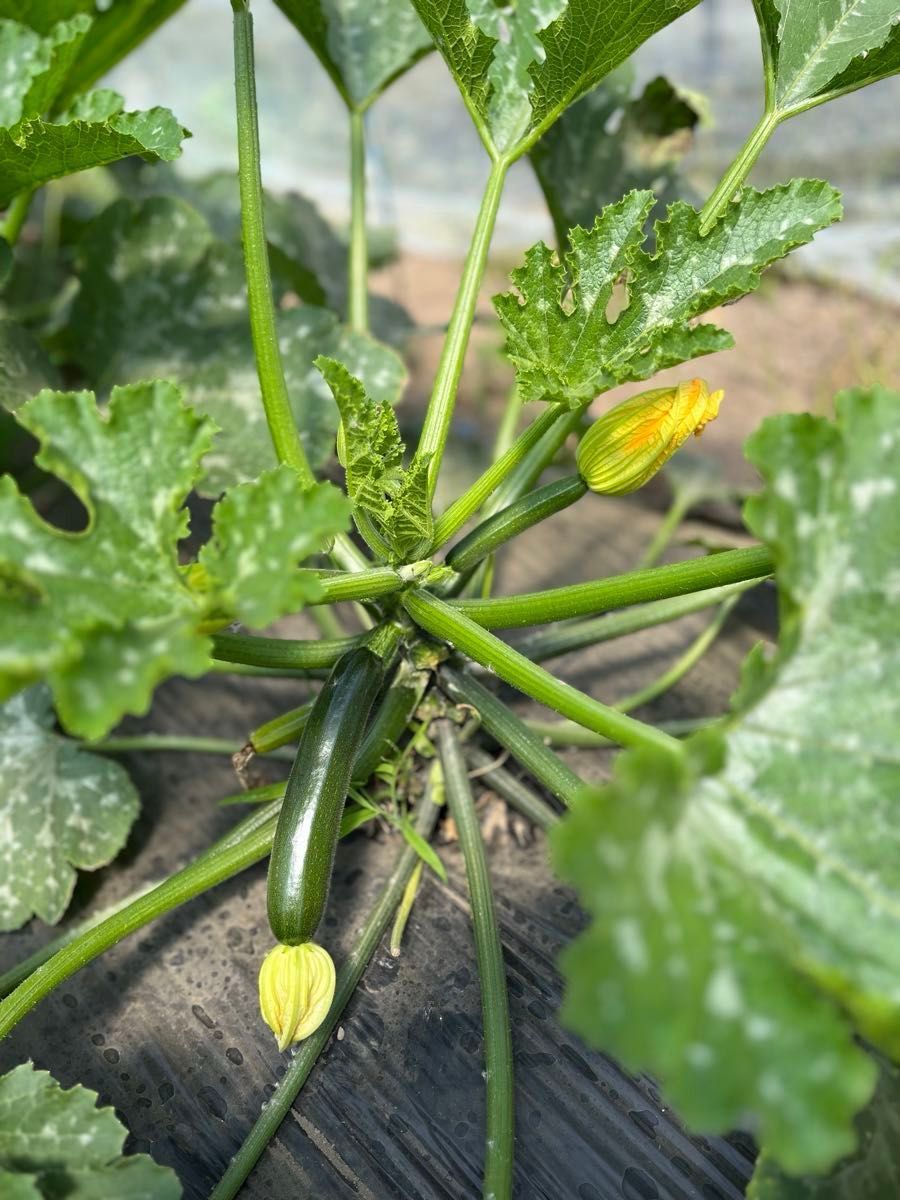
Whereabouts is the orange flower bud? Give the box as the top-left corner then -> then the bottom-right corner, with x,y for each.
576,379 -> 724,495
258,942 -> 335,1051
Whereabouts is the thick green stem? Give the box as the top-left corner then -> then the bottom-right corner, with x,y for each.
312,566 -> 406,605
438,722 -> 514,1200
231,0 -> 314,484
348,107 -> 368,333
87,734 -> 293,760
0,882 -> 160,1000
407,591 -> 678,754
465,747 -> 559,832
209,660 -> 329,679
2,189 -> 34,246
0,805 -> 282,1039
447,474 -> 587,575
698,109 -> 779,236
526,715 -> 710,748
220,781 -> 288,807
330,532 -> 373,573
211,630 -> 367,670
512,579 -> 758,663
431,405 -> 564,551
492,387 -> 523,460
450,545 -> 774,629
439,665 -> 584,805
484,407 -> 584,518
250,703 -> 314,754
209,793 -> 441,1199
417,159 -> 508,499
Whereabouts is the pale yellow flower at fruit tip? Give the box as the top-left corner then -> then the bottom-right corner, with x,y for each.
259,942 -> 336,1052
576,379 -> 724,496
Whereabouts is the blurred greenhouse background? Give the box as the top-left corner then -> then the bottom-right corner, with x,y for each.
107,0 -> 900,300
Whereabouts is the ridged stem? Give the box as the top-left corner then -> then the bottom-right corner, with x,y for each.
511,579 -> 759,662
439,665 -> 584,806
449,546 -> 774,629
438,722 -> 514,1200
431,405 -> 564,551
231,0 -> 314,484
417,159 -> 508,499
406,592 -> 678,754
348,107 -> 368,332
211,630 -> 367,670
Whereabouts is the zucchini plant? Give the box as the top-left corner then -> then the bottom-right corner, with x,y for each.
0,0 -> 898,1196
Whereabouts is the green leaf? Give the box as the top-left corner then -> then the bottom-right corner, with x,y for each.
0,320 -> 60,411
496,181 -> 842,407
317,355 -> 432,562
749,1055 -> 900,1199
0,685 -> 138,929
759,0 -> 900,112
198,466 -> 351,629
0,382 -> 349,737
0,3 -> 93,36
530,68 -> 701,249
274,0 -> 432,110
0,89 -> 188,209
810,22 -> 900,107
410,0 -> 701,158
62,195 -> 407,495
144,168 -> 413,342
0,14 -> 91,126
553,386 -> 900,1174
0,1061 -> 180,1197
54,0 -> 190,111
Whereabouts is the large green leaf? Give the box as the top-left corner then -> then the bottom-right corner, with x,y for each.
317,356 -> 432,562
0,92 -> 188,209
553,387 -> 900,1174
54,0 -> 189,111
749,1056 -> 900,1199
62,195 -> 406,495
410,0 -> 700,158
0,382 -> 349,737
0,1062 -> 180,1196
0,320 -> 60,412
139,169 -> 413,342
0,14 -> 91,126
0,685 -> 138,929
530,68 -> 701,249
0,3 -> 93,36
198,467 -> 351,629
752,0 -> 900,116
496,181 -> 842,407
274,0 -> 432,110
766,0 -> 899,112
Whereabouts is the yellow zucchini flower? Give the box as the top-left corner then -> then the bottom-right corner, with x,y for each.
577,379 -> 724,495
258,942 -> 336,1051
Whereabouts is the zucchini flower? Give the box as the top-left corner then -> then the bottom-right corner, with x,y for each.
258,942 -> 336,1051
576,379 -> 723,495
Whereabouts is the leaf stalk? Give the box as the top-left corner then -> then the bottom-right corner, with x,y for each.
417,158 -> 508,498
231,0 -> 315,484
